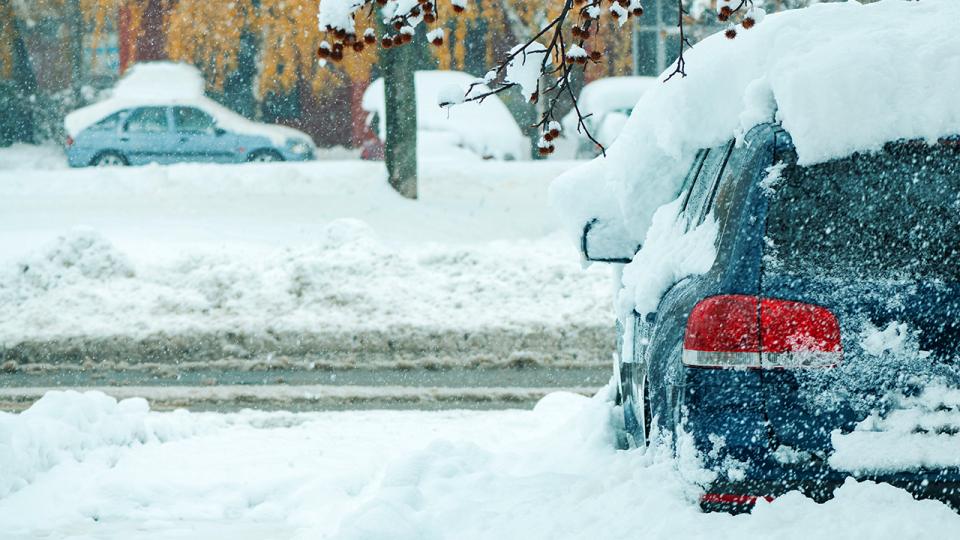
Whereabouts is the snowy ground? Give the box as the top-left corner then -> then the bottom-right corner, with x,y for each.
0,146 -> 612,376
1,390 -> 957,540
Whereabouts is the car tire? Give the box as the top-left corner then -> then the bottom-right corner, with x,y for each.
622,366 -> 652,448
247,150 -> 284,163
91,151 -> 127,167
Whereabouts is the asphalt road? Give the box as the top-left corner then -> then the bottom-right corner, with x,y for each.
0,366 -> 610,411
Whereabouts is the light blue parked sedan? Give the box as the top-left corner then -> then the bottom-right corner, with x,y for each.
66,104 -> 315,167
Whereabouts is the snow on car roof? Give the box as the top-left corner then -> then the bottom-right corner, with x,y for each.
363,70 -> 528,160
550,0 -> 960,248
64,62 -> 314,147
578,76 -> 658,118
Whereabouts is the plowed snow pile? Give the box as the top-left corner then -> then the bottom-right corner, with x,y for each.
0,391 -> 955,539
0,225 -> 607,345
0,157 -> 611,361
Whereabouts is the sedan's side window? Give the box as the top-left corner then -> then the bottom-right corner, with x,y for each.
92,111 -> 125,131
125,107 -> 169,133
174,107 -> 217,134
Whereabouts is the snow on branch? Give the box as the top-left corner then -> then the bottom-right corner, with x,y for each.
316,0 -> 764,156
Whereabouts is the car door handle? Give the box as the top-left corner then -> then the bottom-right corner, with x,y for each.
119,136 -> 129,142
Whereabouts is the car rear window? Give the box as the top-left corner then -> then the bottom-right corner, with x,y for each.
764,140 -> 960,281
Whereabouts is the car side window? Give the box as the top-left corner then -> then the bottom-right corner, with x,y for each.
708,145 -> 754,245
684,141 -> 733,228
678,149 -> 708,212
174,107 -> 217,134
92,111 -> 125,131
125,107 -> 169,133
705,134 -> 774,270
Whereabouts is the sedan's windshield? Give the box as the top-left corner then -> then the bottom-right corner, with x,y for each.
765,140 -> 960,281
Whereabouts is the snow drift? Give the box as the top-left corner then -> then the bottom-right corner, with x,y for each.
321,392 -> 960,540
3,390 -> 957,538
0,391 -> 196,499
550,0 -> 960,251
0,158 -> 612,366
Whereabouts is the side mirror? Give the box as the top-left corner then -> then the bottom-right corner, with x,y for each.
214,127 -> 227,136
581,218 -> 639,263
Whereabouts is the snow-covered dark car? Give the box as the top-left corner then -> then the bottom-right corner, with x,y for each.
583,123 -> 960,513
553,0 -> 960,516
64,62 -> 315,167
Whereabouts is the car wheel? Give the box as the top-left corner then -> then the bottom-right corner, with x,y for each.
91,152 -> 127,167
612,352 -> 623,406
622,365 -> 651,448
248,150 -> 283,162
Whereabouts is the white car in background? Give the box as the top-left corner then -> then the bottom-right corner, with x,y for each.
563,76 -> 657,158
64,62 -> 316,167
361,70 -> 529,161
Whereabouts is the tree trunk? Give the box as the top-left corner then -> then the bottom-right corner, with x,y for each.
350,78 -> 368,148
381,44 -> 418,200
0,0 -> 37,145
66,0 -> 84,103
136,0 -> 167,62
223,29 -> 258,118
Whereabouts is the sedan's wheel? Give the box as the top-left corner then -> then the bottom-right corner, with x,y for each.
248,150 -> 283,162
92,152 -> 126,167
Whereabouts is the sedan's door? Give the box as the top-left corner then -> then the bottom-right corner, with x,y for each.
171,106 -> 238,163
118,107 -> 178,165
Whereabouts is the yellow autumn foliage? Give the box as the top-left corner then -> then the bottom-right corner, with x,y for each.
6,0 -> 634,96
166,0 -> 252,89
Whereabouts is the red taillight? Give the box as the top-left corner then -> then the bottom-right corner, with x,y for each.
682,295 -> 842,369
701,493 -> 775,505
65,136 -> 74,147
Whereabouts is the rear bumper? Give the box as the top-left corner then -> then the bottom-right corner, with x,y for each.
678,368 -> 960,513
701,465 -> 960,513
66,147 -> 96,167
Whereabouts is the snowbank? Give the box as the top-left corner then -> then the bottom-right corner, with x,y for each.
0,390 -> 195,499
1,391 -> 957,538
0,224 -> 610,351
363,71 -> 529,160
0,144 -> 68,170
64,62 -> 314,146
551,0 -> 960,249
323,392 -> 960,540
0,158 -> 610,356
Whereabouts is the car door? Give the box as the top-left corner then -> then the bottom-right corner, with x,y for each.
648,130 -> 775,439
628,149 -> 710,365
171,106 -> 238,163
119,107 -> 176,165
640,141 -> 736,428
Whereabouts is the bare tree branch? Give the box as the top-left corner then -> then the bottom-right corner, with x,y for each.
317,0 -> 765,157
